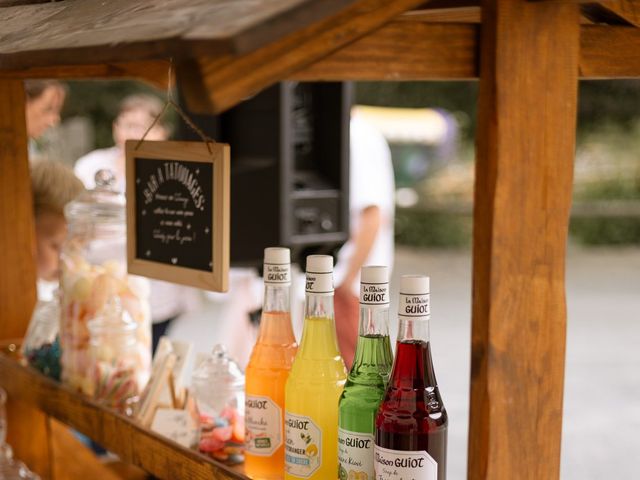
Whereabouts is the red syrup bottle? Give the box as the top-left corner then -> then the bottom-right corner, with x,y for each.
374,275 -> 448,480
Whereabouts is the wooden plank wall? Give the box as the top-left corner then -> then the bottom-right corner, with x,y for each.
468,1 -> 580,479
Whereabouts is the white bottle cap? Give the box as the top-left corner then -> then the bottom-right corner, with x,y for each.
398,275 -> 431,319
264,247 -> 291,285
306,255 -> 333,274
360,266 -> 389,307
264,247 -> 290,264
361,265 -> 388,284
399,275 -> 430,295
305,255 -> 334,294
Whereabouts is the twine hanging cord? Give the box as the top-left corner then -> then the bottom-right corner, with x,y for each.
134,60 -> 216,154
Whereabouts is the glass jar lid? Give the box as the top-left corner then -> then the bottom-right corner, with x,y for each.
192,345 -> 245,390
87,297 -> 137,339
64,169 -> 125,225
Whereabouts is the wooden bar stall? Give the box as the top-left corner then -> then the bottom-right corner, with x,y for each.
1,0 -> 639,479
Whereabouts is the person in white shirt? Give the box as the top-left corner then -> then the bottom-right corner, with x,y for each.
333,110 -> 395,368
75,94 -> 200,353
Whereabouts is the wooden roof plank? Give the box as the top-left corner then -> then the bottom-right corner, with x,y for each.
179,0 -> 428,114
0,0 -> 357,69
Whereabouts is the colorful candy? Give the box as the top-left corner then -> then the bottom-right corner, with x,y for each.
60,252 -> 151,396
198,407 -> 245,464
24,336 -> 62,381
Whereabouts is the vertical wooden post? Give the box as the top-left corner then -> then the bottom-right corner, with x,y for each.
0,79 -> 51,477
468,2 -> 579,479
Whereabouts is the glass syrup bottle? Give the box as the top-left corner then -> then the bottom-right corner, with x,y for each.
338,266 -> 393,480
375,275 -> 448,480
245,247 -> 298,479
284,255 -> 347,480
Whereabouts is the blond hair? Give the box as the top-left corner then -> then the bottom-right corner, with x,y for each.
31,161 -> 85,216
117,94 -> 170,130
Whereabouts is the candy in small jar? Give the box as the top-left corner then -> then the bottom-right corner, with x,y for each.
21,295 -> 62,381
59,170 -> 151,395
191,345 -> 245,464
87,298 -> 142,413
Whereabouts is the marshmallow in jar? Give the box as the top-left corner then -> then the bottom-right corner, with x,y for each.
60,169 -> 151,395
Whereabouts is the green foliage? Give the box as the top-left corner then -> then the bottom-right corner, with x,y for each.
355,80 -> 640,141
395,208 -> 471,248
355,82 -> 478,141
570,217 -> 640,246
578,81 -> 640,136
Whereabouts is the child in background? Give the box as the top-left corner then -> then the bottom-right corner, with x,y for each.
31,160 -> 85,299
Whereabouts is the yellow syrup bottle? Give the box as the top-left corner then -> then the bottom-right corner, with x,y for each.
284,255 -> 347,480
245,248 -> 298,479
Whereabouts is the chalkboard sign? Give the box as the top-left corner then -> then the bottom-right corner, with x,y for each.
126,140 -> 229,291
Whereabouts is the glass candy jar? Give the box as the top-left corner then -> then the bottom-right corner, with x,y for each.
192,345 -> 245,464
88,298 -> 141,413
60,170 -> 151,395
21,295 -> 61,380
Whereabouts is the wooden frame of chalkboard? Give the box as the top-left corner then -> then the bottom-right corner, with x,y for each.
125,140 -> 230,292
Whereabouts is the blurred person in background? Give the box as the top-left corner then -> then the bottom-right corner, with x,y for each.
75,94 -> 168,192
25,80 -> 67,160
333,108 -> 395,368
74,93 -> 200,353
31,161 -> 85,300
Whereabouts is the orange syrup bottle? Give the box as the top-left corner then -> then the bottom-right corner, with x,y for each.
245,248 -> 298,479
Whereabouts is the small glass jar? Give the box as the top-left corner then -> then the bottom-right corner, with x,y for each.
192,345 -> 245,464
21,295 -> 61,380
59,170 -> 151,395
87,298 -> 141,413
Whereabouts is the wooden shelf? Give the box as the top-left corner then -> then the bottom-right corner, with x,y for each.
0,345 -> 248,480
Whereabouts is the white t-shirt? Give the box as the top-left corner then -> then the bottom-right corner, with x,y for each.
74,147 -> 199,323
334,115 -> 395,296
75,146 -> 126,192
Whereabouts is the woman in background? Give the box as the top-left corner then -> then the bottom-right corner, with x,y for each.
25,80 -> 67,160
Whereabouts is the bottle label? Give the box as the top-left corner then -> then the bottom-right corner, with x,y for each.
374,445 -> 437,480
264,262 -> 291,285
245,395 -> 282,456
398,293 -> 431,319
284,412 -> 322,477
360,282 -> 389,309
338,428 -> 375,479
305,272 -> 333,295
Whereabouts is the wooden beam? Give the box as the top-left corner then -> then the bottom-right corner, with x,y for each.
0,78 -> 51,478
0,60 -> 170,89
468,1 -> 579,479
291,21 -> 640,81
580,25 -> 640,77
293,21 -> 478,81
399,6 -> 481,22
179,0 -> 426,114
291,22 -> 478,81
0,79 -> 36,340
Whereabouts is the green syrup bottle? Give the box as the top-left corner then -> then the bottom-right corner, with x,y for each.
338,266 -> 393,480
